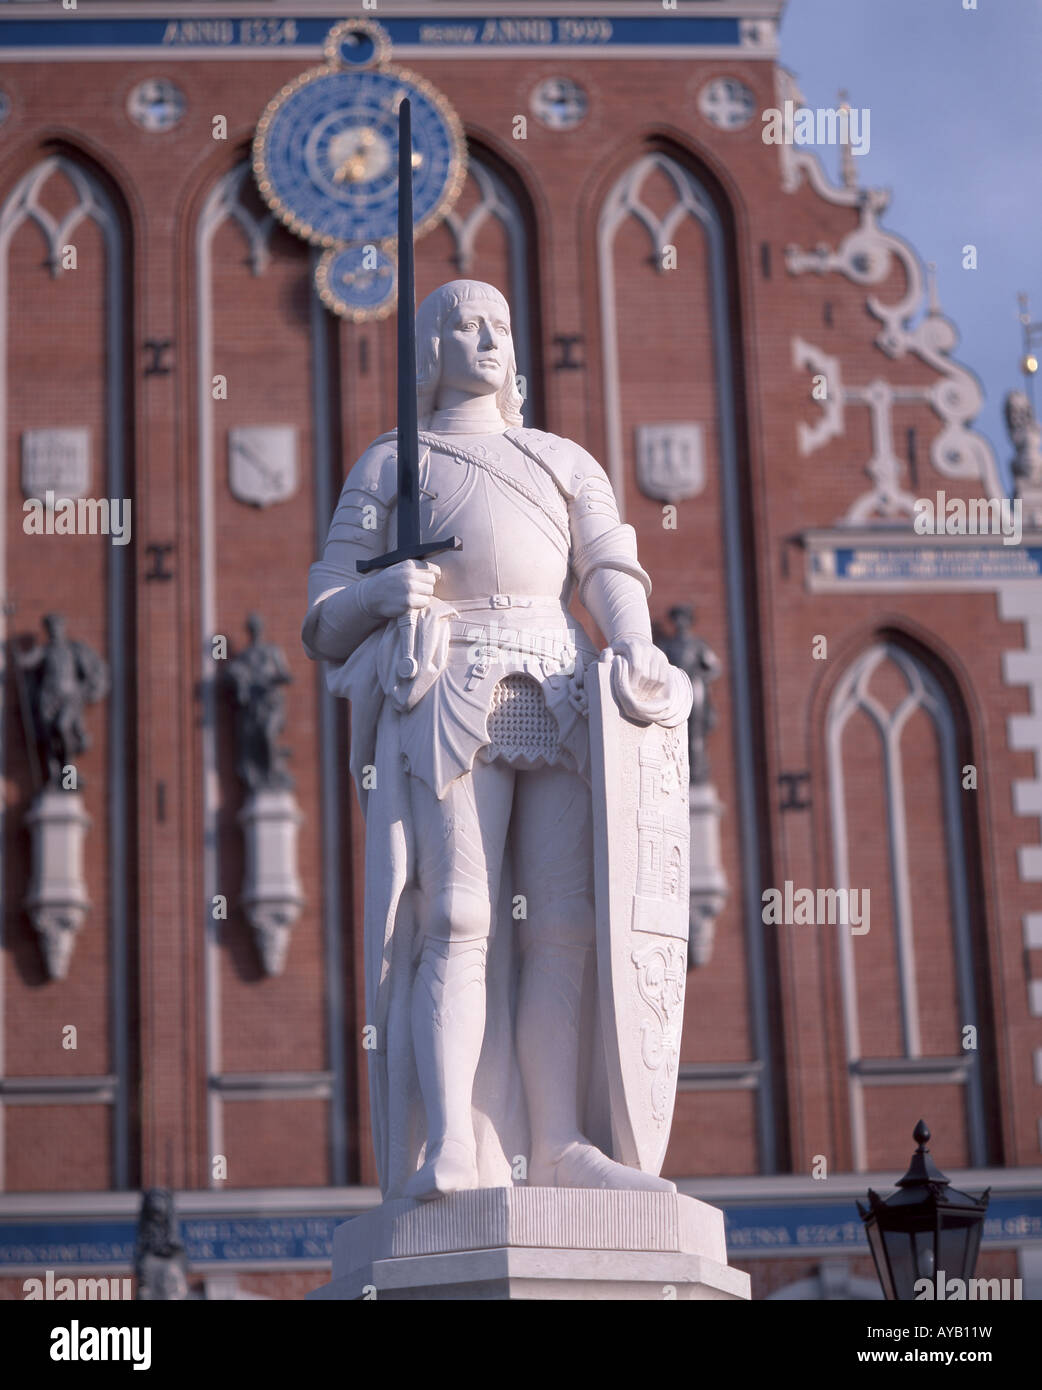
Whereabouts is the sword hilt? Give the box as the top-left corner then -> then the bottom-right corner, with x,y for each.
355,535 -> 461,574
397,610 -> 420,680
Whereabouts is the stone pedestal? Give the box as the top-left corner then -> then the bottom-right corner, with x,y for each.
24,787 -> 92,979
237,788 -> 303,976
688,782 -> 728,968
309,1187 -> 750,1301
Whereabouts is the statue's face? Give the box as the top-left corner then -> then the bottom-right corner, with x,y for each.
437,298 -> 512,400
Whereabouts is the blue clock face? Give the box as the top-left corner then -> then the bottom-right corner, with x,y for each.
253,64 -> 465,248
316,244 -> 397,322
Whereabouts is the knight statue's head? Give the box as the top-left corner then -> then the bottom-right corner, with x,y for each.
416,279 -> 525,428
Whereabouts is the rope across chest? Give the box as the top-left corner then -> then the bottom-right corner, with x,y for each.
417,432 -> 571,547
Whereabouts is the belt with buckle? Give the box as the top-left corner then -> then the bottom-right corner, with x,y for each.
452,594 -> 563,612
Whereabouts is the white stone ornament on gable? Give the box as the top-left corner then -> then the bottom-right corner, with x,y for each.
636,423 -> 705,503
228,426 -> 298,508
775,65 -> 1002,517
698,77 -> 755,131
21,429 -> 91,501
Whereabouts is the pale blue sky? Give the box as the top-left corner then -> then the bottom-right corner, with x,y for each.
779,0 -> 1041,492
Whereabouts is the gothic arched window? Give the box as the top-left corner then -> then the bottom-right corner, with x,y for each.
827,641 -> 988,1170
597,149 -> 778,1170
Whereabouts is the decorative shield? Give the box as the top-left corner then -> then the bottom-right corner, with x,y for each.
588,654 -> 690,1175
228,426 -> 298,508
635,422 -> 704,503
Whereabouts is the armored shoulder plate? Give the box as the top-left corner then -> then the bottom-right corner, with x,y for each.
504,428 -> 607,501
340,435 -> 398,503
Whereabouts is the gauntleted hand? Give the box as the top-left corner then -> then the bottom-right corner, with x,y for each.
360,560 -> 440,619
612,635 -> 671,701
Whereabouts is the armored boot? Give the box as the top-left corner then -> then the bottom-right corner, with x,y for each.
405,936 -> 487,1200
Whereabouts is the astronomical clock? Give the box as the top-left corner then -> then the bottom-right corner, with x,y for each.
253,18 -> 466,320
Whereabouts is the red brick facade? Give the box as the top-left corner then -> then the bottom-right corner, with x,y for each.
0,3 -> 1038,1301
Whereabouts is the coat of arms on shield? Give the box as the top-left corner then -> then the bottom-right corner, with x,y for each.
635,422 -> 704,504
229,426 -> 298,508
588,653 -> 690,1176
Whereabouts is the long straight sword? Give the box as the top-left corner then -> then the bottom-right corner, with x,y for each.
356,98 -> 461,677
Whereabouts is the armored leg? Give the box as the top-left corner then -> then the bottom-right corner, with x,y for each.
405,758 -> 514,1200
512,765 -> 595,1160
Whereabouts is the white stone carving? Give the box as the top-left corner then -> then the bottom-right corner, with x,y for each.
775,67 -> 863,209
589,659 -> 689,1172
21,428 -> 91,501
303,279 -> 751,1298
24,789 -> 92,980
698,77 -> 755,131
228,426 -> 297,508
238,788 -> 304,976
1006,390 -> 1042,527
793,340 -> 924,521
636,422 -> 705,503
779,63 -> 1002,516
310,1188 -> 750,1301
688,782 -> 728,969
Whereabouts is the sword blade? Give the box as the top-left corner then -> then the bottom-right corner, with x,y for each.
355,98 -> 461,575
395,97 -> 420,554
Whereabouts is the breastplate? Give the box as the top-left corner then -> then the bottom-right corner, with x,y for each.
416,433 -> 571,602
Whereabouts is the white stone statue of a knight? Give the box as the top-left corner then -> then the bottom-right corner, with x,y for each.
303,280 -> 693,1201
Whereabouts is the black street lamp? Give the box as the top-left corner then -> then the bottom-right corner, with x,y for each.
858,1119 -> 990,1301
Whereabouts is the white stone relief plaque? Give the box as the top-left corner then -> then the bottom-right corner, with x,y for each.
635,423 -> 705,503
229,426 -> 298,508
21,429 -> 91,500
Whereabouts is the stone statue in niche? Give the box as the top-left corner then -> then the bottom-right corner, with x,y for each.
303,280 -> 693,1201
654,604 -> 728,971
134,1189 -> 191,1301
15,613 -> 107,979
1006,389 -> 1042,528
224,614 -> 303,976
16,612 -> 108,789
1006,389 -> 1042,487
224,613 -> 294,792
654,604 -> 721,786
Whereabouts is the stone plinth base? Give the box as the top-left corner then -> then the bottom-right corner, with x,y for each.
308,1187 -> 750,1301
